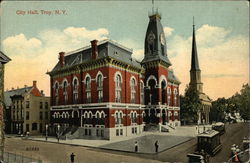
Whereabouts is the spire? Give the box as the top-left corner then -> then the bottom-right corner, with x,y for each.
191,17 -> 200,71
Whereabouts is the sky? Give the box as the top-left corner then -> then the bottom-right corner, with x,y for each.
1,1 -> 249,100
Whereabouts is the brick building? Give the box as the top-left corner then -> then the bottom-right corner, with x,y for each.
48,11 -> 181,140
0,51 -> 11,160
4,81 -> 50,135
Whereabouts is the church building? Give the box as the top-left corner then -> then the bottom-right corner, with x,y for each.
189,22 -> 212,124
48,10 -> 181,140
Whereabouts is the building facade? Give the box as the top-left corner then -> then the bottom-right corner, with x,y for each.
4,81 -> 50,135
189,23 -> 212,124
48,11 -> 181,140
0,51 -> 11,160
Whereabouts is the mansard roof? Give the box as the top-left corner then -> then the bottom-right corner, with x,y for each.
4,87 -> 32,107
51,39 -> 142,73
168,69 -> 181,84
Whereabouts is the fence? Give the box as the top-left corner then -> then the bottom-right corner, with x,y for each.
2,151 -> 42,163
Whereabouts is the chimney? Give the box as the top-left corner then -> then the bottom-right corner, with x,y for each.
59,52 -> 65,67
33,80 -> 37,88
91,40 -> 98,60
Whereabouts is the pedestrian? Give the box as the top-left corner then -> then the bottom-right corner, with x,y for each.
70,153 -> 75,163
155,140 -> 159,153
135,141 -> 138,152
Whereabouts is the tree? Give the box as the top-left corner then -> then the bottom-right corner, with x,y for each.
210,98 -> 227,122
239,84 -> 250,120
180,86 -> 202,125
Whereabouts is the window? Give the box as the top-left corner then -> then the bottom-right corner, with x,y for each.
168,87 -> 171,105
86,92 -> 91,103
55,82 -> 59,105
26,111 -> 29,120
140,82 -> 144,105
45,102 -> 49,109
131,112 -> 137,123
40,102 -> 43,109
40,112 -> 43,120
86,76 -> 91,103
116,129 -> 119,136
26,101 -> 30,108
115,74 -> 122,103
174,89 -> 178,106
85,129 -> 88,135
97,74 -> 103,103
32,123 -> 37,130
130,78 -> 136,103
73,78 -> 78,104
96,129 -> 99,136
115,111 -> 122,125
97,74 -> 103,88
120,129 -> 123,136
161,81 -> 166,104
63,81 -> 68,104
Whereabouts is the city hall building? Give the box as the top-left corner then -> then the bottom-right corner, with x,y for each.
48,11 -> 181,140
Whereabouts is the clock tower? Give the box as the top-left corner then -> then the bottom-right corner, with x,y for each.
142,10 -> 180,129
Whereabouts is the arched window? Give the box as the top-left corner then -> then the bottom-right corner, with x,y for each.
97,74 -> 103,102
130,78 -> 136,103
115,74 -> 122,103
174,89 -> 178,106
73,78 -> 78,104
55,82 -> 59,105
115,111 -> 122,125
85,76 -> 91,103
131,111 -> 137,123
63,80 -> 68,104
140,81 -> 144,105
148,79 -> 157,105
168,87 -> 171,106
161,80 -> 166,104
97,74 -> 103,88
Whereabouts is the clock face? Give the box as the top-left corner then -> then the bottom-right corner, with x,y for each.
160,32 -> 165,45
147,31 -> 155,44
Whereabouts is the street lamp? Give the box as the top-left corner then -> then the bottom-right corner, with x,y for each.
45,124 -> 48,141
57,124 -> 60,142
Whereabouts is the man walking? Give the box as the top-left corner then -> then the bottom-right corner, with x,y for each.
155,140 -> 159,153
70,153 -> 75,163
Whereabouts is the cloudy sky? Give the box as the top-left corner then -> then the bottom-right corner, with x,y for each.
1,1 -> 249,100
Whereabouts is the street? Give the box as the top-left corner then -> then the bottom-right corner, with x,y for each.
4,122 -> 249,163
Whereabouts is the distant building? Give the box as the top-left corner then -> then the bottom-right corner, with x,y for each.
47,11 -> 181,140
0,51 -> 11,160
4,81 -> 50,135
189,22 -> 212,124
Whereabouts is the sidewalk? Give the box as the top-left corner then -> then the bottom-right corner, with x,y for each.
25,126 -> 198,154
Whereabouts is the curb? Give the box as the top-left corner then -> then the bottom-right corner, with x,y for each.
24,136 -> 195,155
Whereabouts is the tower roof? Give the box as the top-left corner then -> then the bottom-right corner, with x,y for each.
142,10 -> 171,66
191,22 -> 200,71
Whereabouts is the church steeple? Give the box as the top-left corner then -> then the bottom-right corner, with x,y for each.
191,18 -> 200,71
189,18 -> 203,93
142,7 -> 171,66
